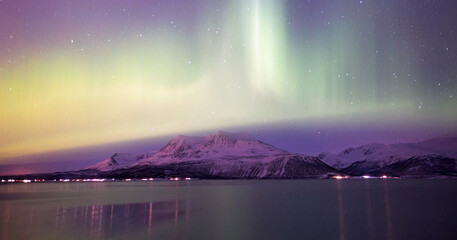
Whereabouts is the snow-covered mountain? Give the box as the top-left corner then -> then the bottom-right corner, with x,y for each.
319,134 -> 457,176
108,154 -> 338,179
135,131 -> 289,165
5,132 -> 456,179
86,151 -> 157,171
373,155 -> 457,178
85,131 -> 339,178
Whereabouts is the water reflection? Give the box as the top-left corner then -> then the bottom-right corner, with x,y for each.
1,200 -> 188,240
2,202 -> 9,240
1,180 -> 455,240
336,180 -> 396,240
382,180 -> 393,240
336,180 -> 346,240
364,181 -> 376,240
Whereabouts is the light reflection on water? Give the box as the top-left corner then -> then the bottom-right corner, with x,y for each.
336,180 -> 346,240
335,180 -> 396,240
383,180 -> 393,240
364,180 -> 375,240
1,180 -> 457,240
2,200 -> 187,240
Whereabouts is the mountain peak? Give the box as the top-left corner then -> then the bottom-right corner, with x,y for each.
80,129 -> 337,178
85,152 -> 138,171
169,134 -> 210,145
136,131 -> 289,164
212,131 -> 255,141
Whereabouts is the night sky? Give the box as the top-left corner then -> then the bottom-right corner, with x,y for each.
1,0 -> 456,171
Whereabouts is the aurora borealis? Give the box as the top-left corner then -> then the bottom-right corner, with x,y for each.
1,0 -> 456,168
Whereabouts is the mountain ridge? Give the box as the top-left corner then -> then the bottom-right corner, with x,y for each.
75,131 -> 339,179
2,131 -> 456,179
319,134 -> 457,177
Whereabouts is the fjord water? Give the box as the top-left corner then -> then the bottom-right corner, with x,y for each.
1,180 -> 456,240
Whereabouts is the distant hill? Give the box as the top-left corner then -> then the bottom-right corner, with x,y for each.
319,134 -> 457,177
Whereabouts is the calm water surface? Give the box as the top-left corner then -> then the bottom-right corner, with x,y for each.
1,180 -> 456,240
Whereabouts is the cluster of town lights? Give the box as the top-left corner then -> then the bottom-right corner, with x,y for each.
2,176 -> 400,183
1,177 -> 193,183
333,175 -> 396,179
